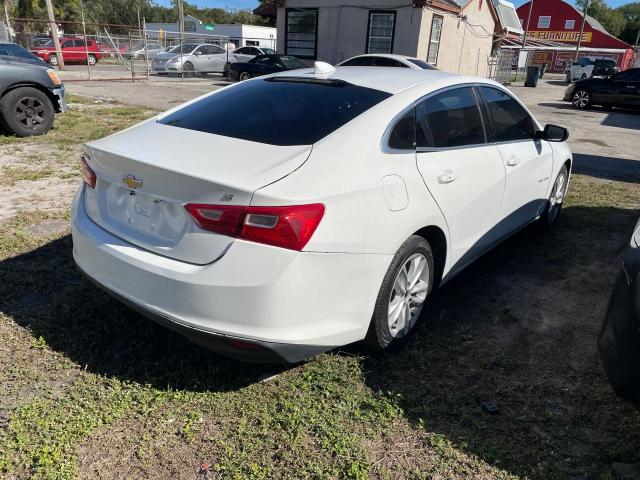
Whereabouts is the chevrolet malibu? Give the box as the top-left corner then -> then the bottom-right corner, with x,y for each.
71,64 -> 572,363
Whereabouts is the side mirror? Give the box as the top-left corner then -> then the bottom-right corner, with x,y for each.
536,124 -> 569,142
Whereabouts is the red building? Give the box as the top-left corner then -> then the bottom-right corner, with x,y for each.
515,0 -> 633,72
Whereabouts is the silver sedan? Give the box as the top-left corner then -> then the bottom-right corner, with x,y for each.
151,43 -> 230,75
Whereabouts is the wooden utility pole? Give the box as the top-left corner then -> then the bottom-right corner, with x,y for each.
177,0 -> 185,37
522,0 -> 535,48
574,0 -> 590,61
44,0 -> 64,69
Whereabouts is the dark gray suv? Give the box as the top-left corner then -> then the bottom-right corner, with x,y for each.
0,44 -> 67,137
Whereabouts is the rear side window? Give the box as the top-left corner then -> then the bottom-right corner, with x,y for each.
416,87 -> 485,148
407,58 -> 437,70
478,86 -> 535,142
388,109 -> 415,149
158,78 -> 391,146
341,57 -> 376,66
374,57 -> 408,67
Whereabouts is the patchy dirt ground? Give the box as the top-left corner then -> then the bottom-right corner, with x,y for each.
0,86 -> 640,479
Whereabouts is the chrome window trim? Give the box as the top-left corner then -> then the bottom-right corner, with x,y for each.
381,81 -> 542,154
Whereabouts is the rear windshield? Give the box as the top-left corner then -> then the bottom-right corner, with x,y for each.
158,78 -> 391,146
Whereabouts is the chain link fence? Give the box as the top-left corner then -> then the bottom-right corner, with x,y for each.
6,18 -> 279,82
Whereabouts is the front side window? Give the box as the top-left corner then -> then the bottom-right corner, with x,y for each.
416,87 -> 485,148
426,16 -> 443,65
0,44 -> 36,59
538,16 -> 551,28
158,78 -> 391,146
478,86 -> 535,142
341,57 -> 376,66
367,11 -> 396,54
615,70 -> 640,81
286,8 -> 318,59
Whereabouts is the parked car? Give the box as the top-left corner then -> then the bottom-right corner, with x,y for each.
338,54 -> 438,70
0,58 -> 67,136
151,43 -> 229,76
0,42 -> 49,67
599,217 -> 640,409
31,37 -> 103,66
232,45 -> 276,63
563,68 -> 640,110
71,64 -> 571,363
566,57 -> 619,83
128,42 -> 164,59
228,54 -> 304,81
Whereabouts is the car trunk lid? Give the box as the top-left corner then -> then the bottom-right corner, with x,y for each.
83,120 -> 312,264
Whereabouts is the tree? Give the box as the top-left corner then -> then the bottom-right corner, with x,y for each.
616,2 -> 640,45
575,0 -> 627,38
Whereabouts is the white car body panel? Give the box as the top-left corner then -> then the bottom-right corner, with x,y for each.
71,67 -> 572,360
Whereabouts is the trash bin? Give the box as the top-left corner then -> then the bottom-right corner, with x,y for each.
524,65 -> 541,87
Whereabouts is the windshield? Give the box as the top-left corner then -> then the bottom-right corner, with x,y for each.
280,56 -> 304,69
262,47 -> 276,54
169,44 -> 198,54
158,78 -> 391,146
0,44 -> 39,60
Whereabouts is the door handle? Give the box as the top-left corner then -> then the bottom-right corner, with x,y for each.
506,156 -> 521,167
437,170 -> 458,184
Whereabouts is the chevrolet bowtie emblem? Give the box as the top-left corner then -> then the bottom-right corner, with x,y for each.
122,174 -> 143,190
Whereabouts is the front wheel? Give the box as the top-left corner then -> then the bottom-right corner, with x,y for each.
183,62 -> 195,77
87,54 -> 97,66
0,87 -> 55,137
239,71 -> 251,81
365,236 -> 434,350
571,89 -> 591,109
539,165 -> 569,228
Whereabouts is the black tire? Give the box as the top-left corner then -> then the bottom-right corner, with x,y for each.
87,54 -> 97,66
365,235 -> 434,351
581,73 -> 587,80
571,88 -> 591,109
239,71 -> 251,81
0,87 -> 55,137
539,165 -> 569,229
183,62 -> 195,77
48,54 -> 58,66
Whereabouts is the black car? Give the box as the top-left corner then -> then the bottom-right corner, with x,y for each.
0,56 -> 67,136
229,54 -> 305,81
599,218 -> 640,409
0,42 -> 49,67
563,68 -> 640,110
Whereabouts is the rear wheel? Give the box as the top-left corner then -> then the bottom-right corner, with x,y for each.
0,87 -> 55,137
365,236 -> 434,350
571,89 -> 591,109
239,71 -> 251,81
48,54 -> 58,66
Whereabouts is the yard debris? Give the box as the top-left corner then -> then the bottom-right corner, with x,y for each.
481,400 -> 501,414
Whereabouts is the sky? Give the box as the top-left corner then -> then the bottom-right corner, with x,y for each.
155,0 -> 636,12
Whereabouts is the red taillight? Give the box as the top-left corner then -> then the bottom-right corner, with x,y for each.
184,203 -> 325,251
80,155 -> 96,189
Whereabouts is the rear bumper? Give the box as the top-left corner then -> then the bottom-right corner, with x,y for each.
71,187 -> 390,362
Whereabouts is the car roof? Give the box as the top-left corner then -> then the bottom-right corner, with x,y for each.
270,66 -> 467,94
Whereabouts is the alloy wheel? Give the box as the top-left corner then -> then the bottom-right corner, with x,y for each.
14,97 -> 46,130
49,55 -> 58,66
547,171 -> 567,223
239,72 -> 251,81
387,253 -> 429,338
572,90 -> 590,109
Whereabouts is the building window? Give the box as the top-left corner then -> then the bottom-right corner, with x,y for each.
285,8 -> 318,59
565,19 -> 575,29
537,16 -> 551,28
426,15 -> 443,65
366,11 -> 396,54
245,40 -> 259,46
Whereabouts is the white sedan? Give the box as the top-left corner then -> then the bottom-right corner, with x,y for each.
338,54 -> 437,70
71,64 -> 572,362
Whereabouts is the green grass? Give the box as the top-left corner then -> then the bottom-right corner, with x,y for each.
0,165 -> 56,186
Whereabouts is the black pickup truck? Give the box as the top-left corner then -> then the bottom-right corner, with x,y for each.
0,42 -> 67,136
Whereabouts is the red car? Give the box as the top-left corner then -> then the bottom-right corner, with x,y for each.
31,37 -> 103,66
